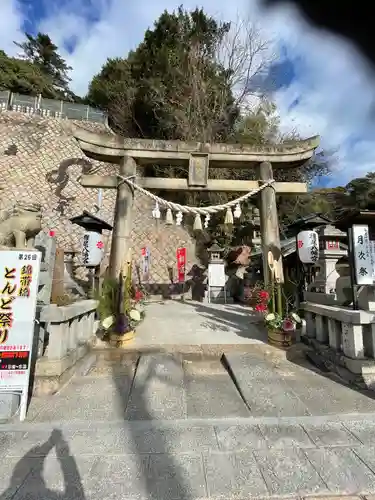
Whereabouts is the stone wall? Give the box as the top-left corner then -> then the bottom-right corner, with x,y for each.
0,111 -> 198,291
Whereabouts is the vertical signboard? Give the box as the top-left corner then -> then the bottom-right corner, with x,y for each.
176,247 -> 186,283
371,240 -> 375,281
0,249 -> 41,421
352,225 -> 373,285
141,247 -> 150,282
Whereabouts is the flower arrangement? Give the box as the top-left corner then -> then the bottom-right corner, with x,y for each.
97,264 -> 147,345
251,285 -> 302,347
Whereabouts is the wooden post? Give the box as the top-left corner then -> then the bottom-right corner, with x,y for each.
50,248 -> 65,303
258,161 -> 284,287
108,156 -> 136,279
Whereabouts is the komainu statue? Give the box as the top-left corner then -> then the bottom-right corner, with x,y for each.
0,202 -> 42,249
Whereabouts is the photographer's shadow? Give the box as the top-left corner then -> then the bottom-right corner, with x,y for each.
1,429 -> 86,500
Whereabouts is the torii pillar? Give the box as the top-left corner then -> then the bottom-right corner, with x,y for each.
259,161 -> 284,287
109,156 -> 136,278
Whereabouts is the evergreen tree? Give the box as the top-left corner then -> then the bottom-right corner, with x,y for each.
14,32 -> 73,99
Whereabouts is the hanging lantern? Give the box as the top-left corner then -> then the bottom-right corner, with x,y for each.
82,231 -> 105,267
297,230 -> 319,264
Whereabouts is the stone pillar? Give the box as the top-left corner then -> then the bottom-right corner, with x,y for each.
108,156 -> 136,279
315,315 -> 328,343
342,322 -> 364,359
328,318 -> 341,350
258,161 -> 283,286
305,312 -> 315,338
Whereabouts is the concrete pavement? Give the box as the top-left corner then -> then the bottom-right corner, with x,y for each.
3,350 -> 375,499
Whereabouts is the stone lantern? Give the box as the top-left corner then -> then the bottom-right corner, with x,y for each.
208,241 -> 224,263
307,224 -> 347,297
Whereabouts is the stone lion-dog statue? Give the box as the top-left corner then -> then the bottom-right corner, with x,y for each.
0,202 -> 42,249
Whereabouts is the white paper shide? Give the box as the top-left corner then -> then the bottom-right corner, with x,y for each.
0,249 -> 41,420
352,225 -> 373,285
297,230 -> 319,264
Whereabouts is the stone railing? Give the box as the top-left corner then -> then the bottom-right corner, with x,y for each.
33,299 -> 98,394
300,301 -> 375,382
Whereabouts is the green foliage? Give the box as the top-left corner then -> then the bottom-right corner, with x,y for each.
96,277 -> 118,321
87,7 -> 238,141
0,33 -> 79,100
14,32 -> 73,99
0,50 -> 56,97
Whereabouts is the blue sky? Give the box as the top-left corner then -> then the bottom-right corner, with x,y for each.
2,0 -> 375,188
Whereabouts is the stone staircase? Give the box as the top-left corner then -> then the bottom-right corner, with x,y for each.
3,351 -> 375,498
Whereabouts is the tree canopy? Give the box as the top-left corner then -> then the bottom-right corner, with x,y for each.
85,6 -> 335,243
0,32 -> 78,100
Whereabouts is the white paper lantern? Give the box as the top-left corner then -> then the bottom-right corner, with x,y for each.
297,230 -> 319,264
82,231 -> 104,267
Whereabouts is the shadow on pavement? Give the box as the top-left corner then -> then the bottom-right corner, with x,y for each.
112,354 -> 194,500
180,299 -> 267,341
285,342 -> 375,402
0,429 -> 86,500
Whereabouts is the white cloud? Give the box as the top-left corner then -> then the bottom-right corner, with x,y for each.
0,0 -> 23,55
2,0 -> 375,186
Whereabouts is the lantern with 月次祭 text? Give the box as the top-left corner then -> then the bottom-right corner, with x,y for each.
297,230 -> 319,264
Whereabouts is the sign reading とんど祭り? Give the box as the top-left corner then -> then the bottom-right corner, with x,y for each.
352,225 -> 374,285
0,249 -> 41,421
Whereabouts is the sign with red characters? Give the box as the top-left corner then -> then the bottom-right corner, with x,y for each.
0,249 -> 41,420
176,248 -> 186,283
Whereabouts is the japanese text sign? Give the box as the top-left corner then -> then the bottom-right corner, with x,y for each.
0,249 -> 41,420
141,247 -> 150,281
352,225 -> 373,285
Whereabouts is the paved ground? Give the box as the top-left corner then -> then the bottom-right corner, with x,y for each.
3,350 -> 375,499
114,301 -> 268,347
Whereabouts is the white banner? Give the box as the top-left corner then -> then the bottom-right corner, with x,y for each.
352,225 -> 373,285
371,240 -> 375,281
0,249 -> 41,420
208,262 -> 226,287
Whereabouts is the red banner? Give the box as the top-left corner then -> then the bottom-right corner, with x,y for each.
176,247 -> 186,283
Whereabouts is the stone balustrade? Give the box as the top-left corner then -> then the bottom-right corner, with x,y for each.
300,301 -> 375,382
33,299 -> 98,394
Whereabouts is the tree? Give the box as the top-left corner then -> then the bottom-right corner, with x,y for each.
0,50 -> 57,97
87,7 -> 331,243
14,33 -> 73,99
87,7 -> 273,142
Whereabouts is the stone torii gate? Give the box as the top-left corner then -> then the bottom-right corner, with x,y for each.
70,125 -> 319,285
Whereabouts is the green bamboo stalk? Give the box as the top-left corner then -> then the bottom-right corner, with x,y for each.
276,282 -> 283,316
270,270 -> 275,314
